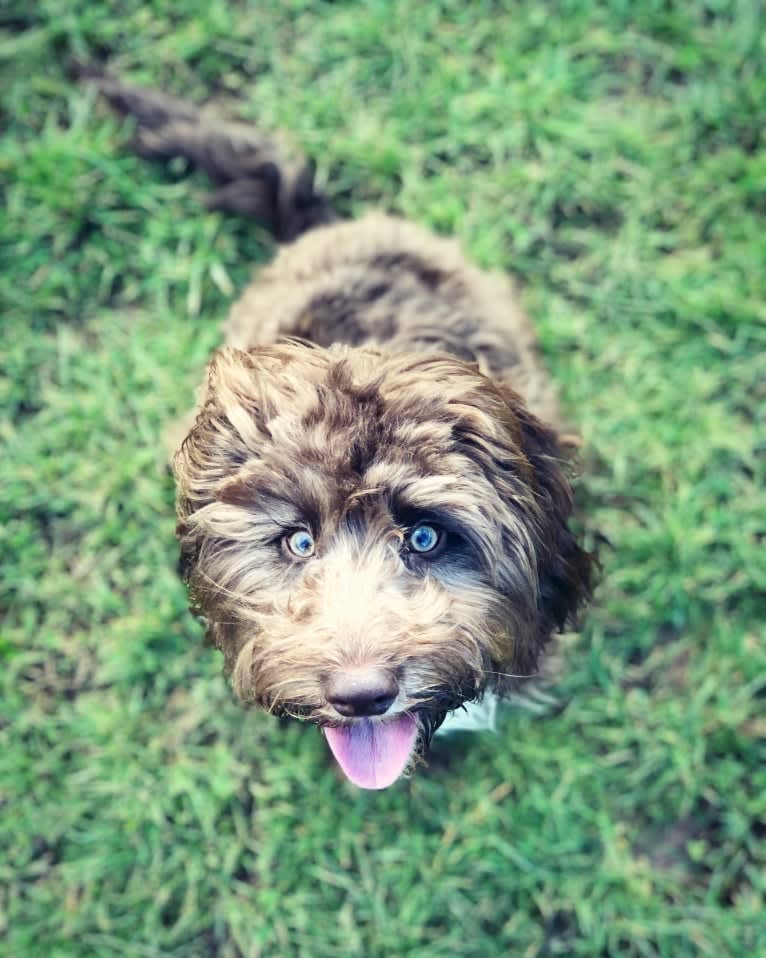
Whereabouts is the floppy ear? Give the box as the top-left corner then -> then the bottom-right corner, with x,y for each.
174,348 -> 263,509
173,341 -> 331,527
508,395 -> 596,638
171,348 -> 255,594
174,342 -> 323,504
173,344 -> 301,610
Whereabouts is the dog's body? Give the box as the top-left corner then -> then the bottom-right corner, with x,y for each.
90,73 -> 594,788
223,212 -> 559,425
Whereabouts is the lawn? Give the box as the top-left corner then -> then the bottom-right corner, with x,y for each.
1,1 -> 764,956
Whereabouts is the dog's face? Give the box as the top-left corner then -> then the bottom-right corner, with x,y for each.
174,343 -> 593,787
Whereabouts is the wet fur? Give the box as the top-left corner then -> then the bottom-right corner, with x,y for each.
86,70 -> 595,752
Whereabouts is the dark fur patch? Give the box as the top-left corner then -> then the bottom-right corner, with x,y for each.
369,251 -> 447,290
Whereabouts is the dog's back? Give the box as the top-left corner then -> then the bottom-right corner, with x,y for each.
226,213 -> 559,423
82,68 -> 558,422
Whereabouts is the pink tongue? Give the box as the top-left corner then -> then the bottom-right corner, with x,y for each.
324,714 -> 419,789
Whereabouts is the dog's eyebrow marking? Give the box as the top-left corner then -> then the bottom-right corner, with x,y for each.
191,499 -> 303,543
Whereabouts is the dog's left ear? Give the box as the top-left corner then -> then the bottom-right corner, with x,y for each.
505,391 -> 596,638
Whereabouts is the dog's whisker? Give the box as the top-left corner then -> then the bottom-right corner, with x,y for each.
192,569 -> 265,609
478,669 -> 540,680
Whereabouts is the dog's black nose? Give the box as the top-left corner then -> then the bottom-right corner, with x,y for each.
326,670 -> 398,718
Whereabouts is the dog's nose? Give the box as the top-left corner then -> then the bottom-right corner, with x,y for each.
326,669 -> 399,718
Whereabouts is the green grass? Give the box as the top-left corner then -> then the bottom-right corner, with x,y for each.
2,1 -> 765,955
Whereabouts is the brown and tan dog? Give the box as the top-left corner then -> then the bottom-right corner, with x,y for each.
88,73 -> 595,789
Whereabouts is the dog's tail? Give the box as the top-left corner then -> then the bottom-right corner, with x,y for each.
73,62 -> 336,242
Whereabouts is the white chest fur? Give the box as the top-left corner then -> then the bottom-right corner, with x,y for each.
436,692 -> 499,735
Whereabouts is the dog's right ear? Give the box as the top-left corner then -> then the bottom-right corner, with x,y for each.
202,345 -> 282,415
199,342 -> 327,416
173,348 -> 264,518
174,343 -> 330,510
188,343 -> 303,458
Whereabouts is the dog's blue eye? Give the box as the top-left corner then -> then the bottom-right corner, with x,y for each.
286,530 -> 315,558
408,523 -> 441,554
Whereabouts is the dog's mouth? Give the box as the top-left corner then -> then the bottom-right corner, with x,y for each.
322,712 -> 420,790
272,693 -> 465,789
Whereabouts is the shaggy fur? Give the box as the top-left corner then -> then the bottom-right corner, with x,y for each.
87,70 -> 595,778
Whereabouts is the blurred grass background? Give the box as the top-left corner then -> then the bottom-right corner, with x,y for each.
1,1 -> 765,956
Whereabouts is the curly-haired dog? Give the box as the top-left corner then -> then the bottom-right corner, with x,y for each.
88,73 -> 595,789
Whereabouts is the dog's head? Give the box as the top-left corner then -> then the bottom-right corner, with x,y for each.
174,342 -> 593,787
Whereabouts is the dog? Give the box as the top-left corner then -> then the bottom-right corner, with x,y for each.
85,71 -> 595,789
